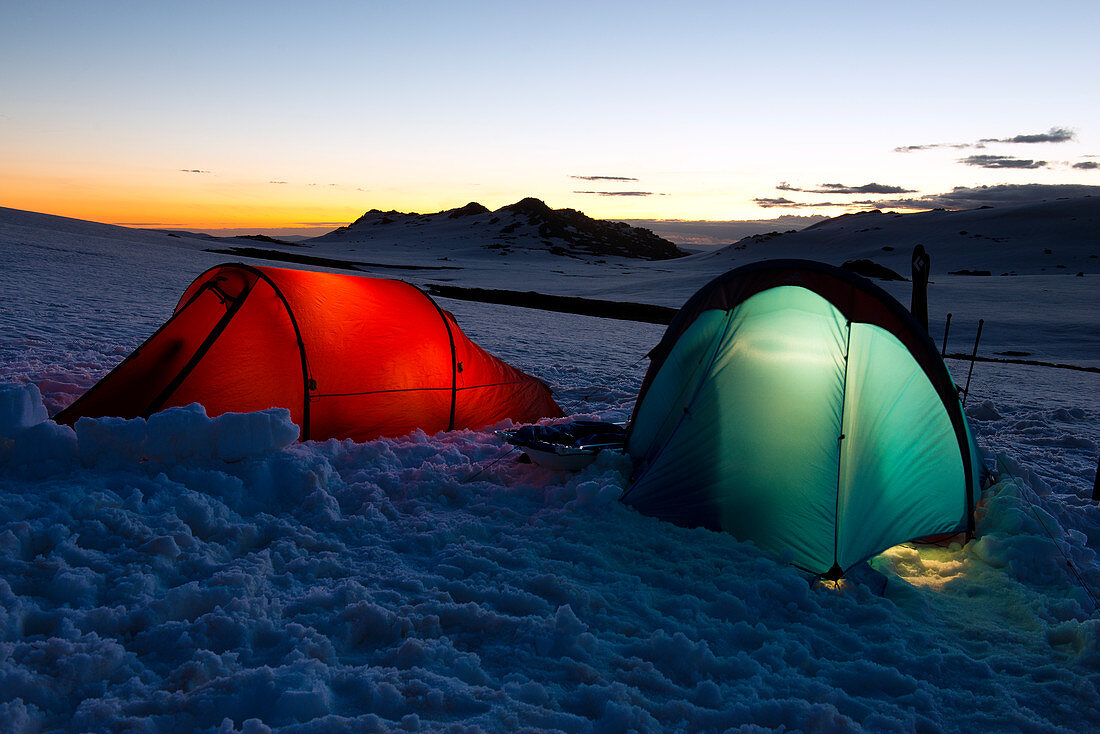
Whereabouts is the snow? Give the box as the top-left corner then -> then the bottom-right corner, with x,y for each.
1,203 -> 1099,731
0,383 -> 49,439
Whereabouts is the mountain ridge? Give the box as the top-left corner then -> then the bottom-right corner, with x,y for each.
314,197 -> 688,261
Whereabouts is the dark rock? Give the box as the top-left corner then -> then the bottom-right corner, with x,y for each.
840,259 -> 907,281
488,199 -> 686,260
445,202 -> 490,218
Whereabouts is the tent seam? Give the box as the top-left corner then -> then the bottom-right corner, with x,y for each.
142,276 -> 257,418
622,309 -> 734,503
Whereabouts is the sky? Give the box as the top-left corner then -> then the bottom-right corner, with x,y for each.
1,0 -> 1098,235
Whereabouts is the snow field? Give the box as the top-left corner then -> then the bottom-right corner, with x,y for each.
2,380 -> 1100,731
2,204 -> 1100,731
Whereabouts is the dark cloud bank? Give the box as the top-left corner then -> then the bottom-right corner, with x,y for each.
980,127 -> 1075,144
959,155 -> 1048,169
757,184 -> 1100,212
883,183 -> 1100,209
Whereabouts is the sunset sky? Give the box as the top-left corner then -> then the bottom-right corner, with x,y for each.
2,0 -> 1097,235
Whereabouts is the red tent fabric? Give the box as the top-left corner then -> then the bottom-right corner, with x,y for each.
57,263 -> 562,440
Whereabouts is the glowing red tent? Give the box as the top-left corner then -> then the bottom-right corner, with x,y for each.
57,263 -> 562,440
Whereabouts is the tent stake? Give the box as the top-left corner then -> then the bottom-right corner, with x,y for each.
962,319 -> 984,406
941,313 -> 952,357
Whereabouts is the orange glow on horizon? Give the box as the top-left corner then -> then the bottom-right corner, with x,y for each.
1,162 -> 929,233
0,172 -> 372,230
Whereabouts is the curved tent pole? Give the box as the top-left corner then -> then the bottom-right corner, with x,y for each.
225,263 -> 315,440
412,285 -> 460,431
628,259 -> 977,523
626,260 -> 980,566
56,267 -> 256,426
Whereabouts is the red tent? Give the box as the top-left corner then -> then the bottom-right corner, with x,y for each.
57,263 -> 562,440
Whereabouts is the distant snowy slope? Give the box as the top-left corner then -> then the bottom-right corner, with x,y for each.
0,208 -> 230,413
3,201 -> 1099,370
703,197 -> 1100,276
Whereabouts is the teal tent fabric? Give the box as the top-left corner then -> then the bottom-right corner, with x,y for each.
624,261 -> 978,577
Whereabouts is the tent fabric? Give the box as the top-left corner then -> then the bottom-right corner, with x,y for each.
57,263 -> 562,441
623,260 -> 980,577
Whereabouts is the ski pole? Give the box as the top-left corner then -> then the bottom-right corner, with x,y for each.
962,319 -> 984,406
941,313 -> 952,357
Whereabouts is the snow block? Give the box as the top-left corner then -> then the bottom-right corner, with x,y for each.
11,420 -> 78,474
144,404 -> 215,462
75,415 -> 147,467
87,407 -> 297,467
211,408 -> 300,463
0,382 -> 49,439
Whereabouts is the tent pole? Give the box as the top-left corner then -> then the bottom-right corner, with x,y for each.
941,313 -> 952,357
962,319 -> 984,406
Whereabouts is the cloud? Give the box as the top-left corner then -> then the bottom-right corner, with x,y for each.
753,197 -> 800,208
980,127 -> 1075,144
896,127 -> 1076,153
570,175 -> 640,181
959,155 -> 1048,169
1073,161 -> 1099,170
894,143 -> 975,152
269,180 -> 288,184
573,190 -> 655,196
777,181 -> 916,194
753,197 -> 853,208
180,169 -> 211,174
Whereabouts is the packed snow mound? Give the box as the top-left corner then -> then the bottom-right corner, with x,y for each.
314,197 -> 687,261
0,382 -> 48,438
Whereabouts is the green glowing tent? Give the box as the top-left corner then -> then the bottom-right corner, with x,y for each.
623,260 -> 981,578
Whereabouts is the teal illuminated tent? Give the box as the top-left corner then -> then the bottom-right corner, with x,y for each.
623,260 -> 980,578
